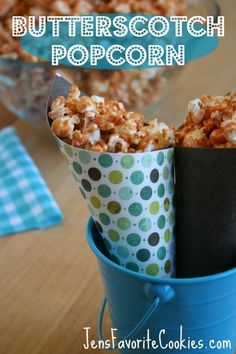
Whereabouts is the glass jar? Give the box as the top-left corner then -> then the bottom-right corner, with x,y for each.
0,0 -> 220,127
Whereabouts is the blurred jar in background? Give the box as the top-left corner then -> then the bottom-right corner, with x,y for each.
0,0 -> 217,126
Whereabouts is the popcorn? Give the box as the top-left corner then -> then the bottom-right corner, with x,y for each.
76,97 -> 96,114
90,141 -> 108,152
68,85 -> 81,99
187,98 -> 205,124
51,96 -> 66,111
48,107 -> 71,120
222,120 -> 236,144
51,1 -> 71,15
86,129 -> 101,146
108,134 -> 129,153
91,96 -> 105,104
51,116 -> 75,140
49,84 -> 175,153
72,130 -> 87,148
182,129 -> 209,148
209,128 -> 226,147
176,92 -> 236,148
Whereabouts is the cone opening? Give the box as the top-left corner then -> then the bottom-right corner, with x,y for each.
46,75 -> 175,155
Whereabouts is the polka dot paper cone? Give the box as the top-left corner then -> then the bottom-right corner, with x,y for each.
58,139 -> 175,278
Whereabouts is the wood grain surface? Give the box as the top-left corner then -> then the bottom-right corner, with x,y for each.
0,1 -> 235,353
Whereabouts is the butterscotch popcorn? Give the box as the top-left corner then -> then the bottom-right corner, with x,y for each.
176,92 -> 236,148
49,85 -> 175,153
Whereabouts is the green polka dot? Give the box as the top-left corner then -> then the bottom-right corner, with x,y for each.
103,238 -> 111,251
111,255 -> 120,265
73,162 -> 82,175
98,154 -> 113,168
146,264 -> 160,276
127,233 -> 141,247
79,187 -> 86,200
131,171 -> 144,185
164,198 -> 170,212
136,249 -> 151,262
157,246 -> 167,260
128,203 -> 143,217
165,260 -> 171,273
157,215 -> 166,229
99,213 -> 110,226
118,187 -> 133,201
126,262 -> 139,272
169,212 -> 175,225
64,145 -> 73,158
90,196 -> 101,209
163,167 -> 169,180
164,229 -> 171,243
149,201 -> 159,215
108,230 -> 120,242
139,218 -> 152,232
108,171 -> 123,184
142,154 -> 152,168
157,184 -> 165,198
117,217 -> 131,231
121,155 -> 135,169
117,246 -> 129,258
88,205 -> 95,216
107,201 -> 121,214
81,179 -> 92,192
98,185 -> 111,198
140,186 -> 152,200
167,149 -> 173,163
157,152 -> 165,166
79,150 -> 91,164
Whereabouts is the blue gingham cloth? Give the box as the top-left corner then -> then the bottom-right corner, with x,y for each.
0,127 -> 62,237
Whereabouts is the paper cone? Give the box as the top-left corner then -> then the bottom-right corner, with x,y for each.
47,76 -> 176,278
175,147 -> 236,278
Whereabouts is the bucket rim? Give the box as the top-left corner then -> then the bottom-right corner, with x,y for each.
86,217 -> 236,284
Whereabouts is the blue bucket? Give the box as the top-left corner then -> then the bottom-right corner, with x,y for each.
87,218 -> 236,354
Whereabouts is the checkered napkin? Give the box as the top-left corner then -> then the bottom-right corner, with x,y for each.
0,127 -> 62,237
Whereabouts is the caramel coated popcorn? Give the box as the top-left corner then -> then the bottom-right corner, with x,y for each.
176,92 -> 236,148
49,85 -> 175,153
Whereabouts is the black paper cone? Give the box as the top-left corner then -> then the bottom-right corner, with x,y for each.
175,147 -> 236,278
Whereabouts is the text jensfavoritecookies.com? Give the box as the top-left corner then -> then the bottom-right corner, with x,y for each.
83,326 -> 232,351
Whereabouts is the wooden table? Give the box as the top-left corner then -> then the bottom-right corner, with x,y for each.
0,1 -> 235,353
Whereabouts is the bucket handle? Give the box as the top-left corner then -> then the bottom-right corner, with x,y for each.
98,296 -> 160,350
